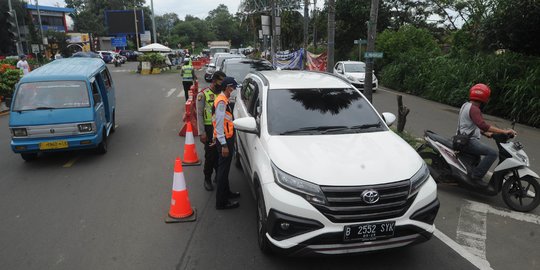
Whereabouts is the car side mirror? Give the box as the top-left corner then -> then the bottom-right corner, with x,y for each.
234,117 -> 258,134
382,112 -> 396,127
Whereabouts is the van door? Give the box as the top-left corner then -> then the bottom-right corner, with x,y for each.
90,78 -> 106,133
95,68 -> 113,124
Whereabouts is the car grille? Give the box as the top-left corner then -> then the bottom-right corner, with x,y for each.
314,180 -> 414,223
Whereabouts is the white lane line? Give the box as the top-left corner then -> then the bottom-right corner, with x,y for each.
464,199 -> 540,225
177,90 -> 184,98
434,229 -> 493,270
456,201 -> 488,260
166,88 -> 177,97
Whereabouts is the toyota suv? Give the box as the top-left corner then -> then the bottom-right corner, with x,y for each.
233,70 -> 439,255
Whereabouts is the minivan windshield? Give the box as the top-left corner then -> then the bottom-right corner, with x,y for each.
223,61 -> 273,82
267,88 -> 385,135
344,63 -> 365,73
12,81 -> 90,111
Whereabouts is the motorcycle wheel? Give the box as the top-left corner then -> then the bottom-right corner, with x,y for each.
419,151 -> 450,183
502,175 -> 540,212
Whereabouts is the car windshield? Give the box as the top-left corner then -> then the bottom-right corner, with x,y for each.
223,61 -> 273,82
12,81 -> 90,111
267,88 -> 385,135
344,63 -> 365,73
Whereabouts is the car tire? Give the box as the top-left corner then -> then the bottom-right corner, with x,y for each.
96,131 -> 108,154
21,153 -> 38,162
256,186 -> 272,254
110,111 -> 116,133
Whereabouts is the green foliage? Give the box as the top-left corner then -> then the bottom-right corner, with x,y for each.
0,68 -> 22,97
137,53 -> 166,68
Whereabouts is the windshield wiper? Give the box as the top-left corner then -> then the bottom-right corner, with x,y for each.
34,106 -> 56,110
349,123 -> 382,129
280,125 -> 348,135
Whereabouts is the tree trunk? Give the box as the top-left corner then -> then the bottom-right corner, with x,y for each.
397,95 -> 410,133
326,0 -> 335,72
364,0 -> 380,103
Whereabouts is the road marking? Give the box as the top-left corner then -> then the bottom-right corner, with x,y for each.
456,201 -> 488,260
434,229 -> 493,270
177,90 -> 184,98
110,69 -> 134,73
464,199 -> 540,225
166,88 -> 177,97
62,156 -> 80,168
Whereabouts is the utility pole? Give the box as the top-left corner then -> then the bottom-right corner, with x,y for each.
150,0 -> 157,43
133,2 -> 140,50
303,0 -> 309,67
326,0 -> 335,72
271,0 -> 276,68
35,0 -> 45,54
364,0 -> 380,103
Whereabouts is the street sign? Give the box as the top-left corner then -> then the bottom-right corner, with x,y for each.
111,37 -> 127,47
364,52 -> 384,59
31,44 -> 40,53
354,39 -> 367,45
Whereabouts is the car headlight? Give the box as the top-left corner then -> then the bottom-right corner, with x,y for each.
78,123 -> 94,133
272,163 -> 327,205
346,75 -> 356,82
11,128 -> 27,137
410,163 -> 430,196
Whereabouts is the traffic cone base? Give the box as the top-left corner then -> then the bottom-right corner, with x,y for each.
165,208 -> 197,223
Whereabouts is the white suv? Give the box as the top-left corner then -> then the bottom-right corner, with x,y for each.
232,70 -> 439,255
334,61 -> 378,92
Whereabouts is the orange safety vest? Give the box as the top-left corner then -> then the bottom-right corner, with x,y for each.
212,93 -> 234,139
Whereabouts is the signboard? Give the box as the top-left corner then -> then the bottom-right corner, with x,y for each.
105,9 -> 145,35
140,31 -> 151,42
354,39 -> 368,45
31,44 -> 40,53
364,52 -> 384,59
111,37 -> 127,47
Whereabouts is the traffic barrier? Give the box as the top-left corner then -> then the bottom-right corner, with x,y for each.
165,157 -> 197,223
192,60 -> 204,70
179,81 -> 199,137
182,121 -> 201,166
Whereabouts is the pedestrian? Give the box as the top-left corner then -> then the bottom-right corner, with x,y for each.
16,55 -> 30,76
180,58 -> 196,100
458,83 -> 517,182
196,70 -> 226,191
213,77 -> 240,210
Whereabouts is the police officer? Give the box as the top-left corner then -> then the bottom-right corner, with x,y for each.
180,58 -> 196,100
196,71 -> 226,191
213,77 -> 240,210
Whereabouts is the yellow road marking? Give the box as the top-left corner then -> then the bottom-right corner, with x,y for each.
63,156 -> 80,168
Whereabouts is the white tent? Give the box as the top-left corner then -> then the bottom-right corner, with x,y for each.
138,43 -> 172,52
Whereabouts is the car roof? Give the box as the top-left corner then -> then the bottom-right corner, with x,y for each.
224,58 -> 270,65
20,58 -> 106,83
338,61 -> 365,65
256,70 -> 350,89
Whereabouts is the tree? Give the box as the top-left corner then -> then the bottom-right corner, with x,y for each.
0,0 -> 27,55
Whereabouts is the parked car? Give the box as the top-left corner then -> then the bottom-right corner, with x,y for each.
119,50 -> 140,61
333,61 -> 378,92
71,52 -> 102,59
97,51 -> 113,63
221,58 -> 273,106
204,52 -> 233,82
232,70 -> 439,255
9,58 -> 116,161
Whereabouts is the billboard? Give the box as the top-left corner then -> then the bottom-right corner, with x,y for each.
105,10 -> 145,35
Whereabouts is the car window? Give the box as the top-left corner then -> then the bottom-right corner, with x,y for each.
344,63 -> 365,72
223,61 -> 273,83
241,79 -> 255,103
267,88 -> 385,135
100,69 -> 112,90
91,81 -> 102,107
12,81 -> 90,111
247,82 -> 259,116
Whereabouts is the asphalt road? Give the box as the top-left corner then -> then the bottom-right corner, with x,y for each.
0,63 -> 538,270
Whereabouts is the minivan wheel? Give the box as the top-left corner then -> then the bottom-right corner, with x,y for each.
110,111 -> 116,133
96,131 -> 108,154
256,187 -> 272,254
21,153 -> 38,162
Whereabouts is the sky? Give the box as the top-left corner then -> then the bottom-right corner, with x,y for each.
36,0 -> 242,19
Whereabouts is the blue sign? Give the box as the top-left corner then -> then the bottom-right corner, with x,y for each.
111,37 -> 127,47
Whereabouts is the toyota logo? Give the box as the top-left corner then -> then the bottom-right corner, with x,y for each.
50,129 -> 55,134
361,189 -> 380,204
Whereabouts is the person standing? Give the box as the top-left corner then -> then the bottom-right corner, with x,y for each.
16,55 -> 30,76
180,58 -> 196,100
458,83 -> 516,183
196,71 -> 225,191
212,77 -> 240,210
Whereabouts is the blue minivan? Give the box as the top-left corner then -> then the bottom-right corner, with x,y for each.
9,58 -> 116,161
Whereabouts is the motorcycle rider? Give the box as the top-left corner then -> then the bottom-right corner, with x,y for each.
458,83 -> 517,182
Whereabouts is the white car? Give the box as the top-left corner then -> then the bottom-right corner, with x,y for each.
334,61 -> 378,92
233,70 -> 439,255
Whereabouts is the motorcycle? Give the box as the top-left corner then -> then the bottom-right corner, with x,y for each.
113,56 -> 122,67
417,128 -> 540,212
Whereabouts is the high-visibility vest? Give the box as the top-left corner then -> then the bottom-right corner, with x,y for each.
182,65 -> 193,80
212,93 -> 234,140
202,88 -> 216,125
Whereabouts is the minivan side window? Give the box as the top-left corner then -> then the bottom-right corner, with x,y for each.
100,69 -> 112,90
91,81 -> 102,107
246,82 -> 259,115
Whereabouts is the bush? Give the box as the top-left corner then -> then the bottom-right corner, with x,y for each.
137,53 -> 166,68
0,68 -> 22,97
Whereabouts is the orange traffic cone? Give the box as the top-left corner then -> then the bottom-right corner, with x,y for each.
165,157 -> 197,223
182,121 -> 201,166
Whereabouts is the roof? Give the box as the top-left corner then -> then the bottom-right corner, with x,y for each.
338,60 -> 366,65
21,58 -> 105,83
25,4 -> 75,13
257,70 -> 350,89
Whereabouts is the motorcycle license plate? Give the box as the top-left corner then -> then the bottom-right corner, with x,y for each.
343,221 -> 395,242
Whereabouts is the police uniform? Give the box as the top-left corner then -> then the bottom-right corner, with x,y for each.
196,86 -> 219,190
181,60 -> 194,100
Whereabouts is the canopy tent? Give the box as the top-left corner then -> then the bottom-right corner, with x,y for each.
138,43 -> 172,52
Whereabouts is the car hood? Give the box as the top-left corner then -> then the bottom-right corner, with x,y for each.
267,131 -> 422,186
345,72 -> 366,81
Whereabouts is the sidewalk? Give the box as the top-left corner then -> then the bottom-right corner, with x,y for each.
0,102 -> 8,116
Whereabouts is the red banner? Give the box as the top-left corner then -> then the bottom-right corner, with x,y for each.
306,51 -> 327,71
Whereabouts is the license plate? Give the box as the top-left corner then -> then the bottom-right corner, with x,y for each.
343,221 -> 395,242
39,140 -> 69,150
